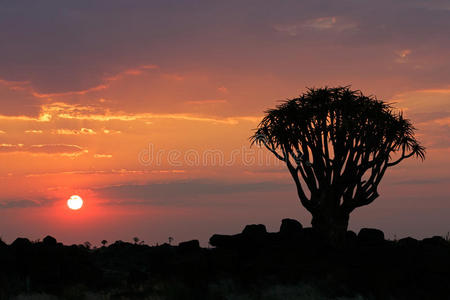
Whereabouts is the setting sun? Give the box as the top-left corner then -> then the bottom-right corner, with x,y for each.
67,195 -> 83,210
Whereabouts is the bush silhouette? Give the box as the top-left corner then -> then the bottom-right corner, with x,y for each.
251,86 -> 425,243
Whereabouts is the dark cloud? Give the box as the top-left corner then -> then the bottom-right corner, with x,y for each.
1,0 -> 449,117
1,0 -> 449,91
407,111 -> 450,123
94,179 -> 291,205
0,0 -> 270,91
392,177 -> 450,185
416,0 -> 450,11
423,124 -> 450,149
0,198 -> 45,208
0,81 -> 41,117
245,167 -> 287,174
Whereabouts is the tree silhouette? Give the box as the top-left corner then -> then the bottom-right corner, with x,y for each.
251,86 -> 425,242
133,237 -> 140,244
101,240 -> 108,247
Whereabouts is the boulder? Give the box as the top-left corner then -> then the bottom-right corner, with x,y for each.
43,235 -> 57,246
242,224 -> 267,236
267,232 -> 283,244
178,239 -> 200,252
11,237 -> 32,249
240,224 -> 268,247
398,237 -> 419,248
422,236 -> 448,248
345,230 -> 358,247
279,218 -> 303,235
209,234 -> 238,248
301,227 -> 321,244
358,228 -> 385,244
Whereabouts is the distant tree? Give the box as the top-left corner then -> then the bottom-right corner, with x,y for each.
133,237 -> 140,244
168,237 -> 174,245
251,86 -> 425,243
84,241 -> 92,249
101,240 -> 108,247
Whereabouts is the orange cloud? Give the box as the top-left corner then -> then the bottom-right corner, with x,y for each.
35,102 -> 259,125
274,16 -> 357,36
395,49 -> 412,63
0,114 -> 51,122
162,73 -> 185,81
52,128 -> 97,135
94,154 -> 113,158
186,99 -> 228,105
103,65 -> 159,82
393,88 -> 450,149
0,79 -> 31,91
25,130 -> 43,134
103,129 -> 122,134
217,86 -> 229,93
305,16 -> 338,30
31,84 -> 108,98
411,88 -> 450,94
0,143 -> 86,155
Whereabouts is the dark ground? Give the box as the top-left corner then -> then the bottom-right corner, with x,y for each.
1,219 -> 449,300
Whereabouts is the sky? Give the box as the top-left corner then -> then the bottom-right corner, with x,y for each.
0,0 -> 449,246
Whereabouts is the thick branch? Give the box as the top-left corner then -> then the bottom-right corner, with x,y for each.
285,152 -> 315,213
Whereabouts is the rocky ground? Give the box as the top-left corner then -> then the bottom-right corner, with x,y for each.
1,219 -> 449,300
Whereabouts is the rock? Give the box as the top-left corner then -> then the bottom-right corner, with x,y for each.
301,227 -> 321,243
242,224 -> 267,236
358,228 -> 385,244
422,236 -> 448,248
209,234 -> 237,248
267,232 -> 283,244
346,230 -> 357,239
178,239 -> 200,252
345,230 -> 357,247
10,238 -> 33,254
11,237 -> 32,249
43,235 -> 57,246
279,219 -> 303,235
398,237 -> 419,247
209,224 -> 269,249
241,224 -> 268,247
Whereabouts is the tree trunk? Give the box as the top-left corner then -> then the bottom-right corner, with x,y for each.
311,209 -> 349,245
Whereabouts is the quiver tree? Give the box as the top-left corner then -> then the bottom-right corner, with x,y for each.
251,86 -> 425,243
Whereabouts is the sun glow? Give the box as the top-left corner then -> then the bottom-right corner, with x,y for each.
67,195 -> 83,210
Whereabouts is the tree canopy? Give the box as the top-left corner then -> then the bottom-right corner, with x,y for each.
251,87 -> 425,222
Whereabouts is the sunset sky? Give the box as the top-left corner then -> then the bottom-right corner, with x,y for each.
0,0 -> 449,246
